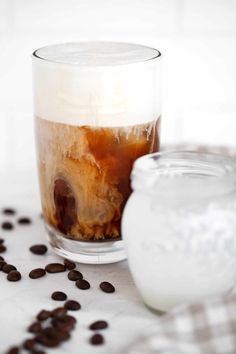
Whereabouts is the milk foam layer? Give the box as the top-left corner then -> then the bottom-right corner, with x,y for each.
33,42 -> 161,127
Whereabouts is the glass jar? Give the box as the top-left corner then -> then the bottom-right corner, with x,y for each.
122,151 -> 236,312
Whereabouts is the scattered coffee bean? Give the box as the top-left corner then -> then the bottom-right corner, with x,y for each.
64,259 -> 76,270
6,347 -> 19,354
7,270 -> 21,282
0,260 -> 6,269
18,217 -> 31,225
2,264 -> 17,274
31,350 -> 45,354
29,268 -> 46,279
36,327 -> 61,348
89,320 -> 108,330
76,278 -> 90,290
68,270 -> 83,281
51,314 -> 76,332
0,255 -> 4,261
51,291 -> 67,301
23,338 -> 36,350
64,300 -> 81,311
0,244 -> 7,253
57,329 -> 71,342
100,281 -> 115,293
37,310 -> 51,321
51,307 -> 67,318
2,208 -> 16,215
45,263 -> 66,273
90,333 -> 104,345
28,321 -> 42,334
30,244 -> 47,255
1,221 -> 14,230
37,326 -> 71,347
0,238 -> 4,244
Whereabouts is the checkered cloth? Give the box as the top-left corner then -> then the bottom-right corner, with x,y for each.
128,295 -> 236,354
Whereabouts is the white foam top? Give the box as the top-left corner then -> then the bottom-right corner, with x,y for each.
33,42 -> 160,66
33,42 -> 161,127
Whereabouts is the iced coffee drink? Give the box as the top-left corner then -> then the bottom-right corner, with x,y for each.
36,117 -> 160,241
33,42 -> 162,263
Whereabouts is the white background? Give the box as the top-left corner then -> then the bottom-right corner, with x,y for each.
0,0 -> 236,177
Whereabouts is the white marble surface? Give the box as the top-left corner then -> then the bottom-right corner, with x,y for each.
0,169 -> 159,354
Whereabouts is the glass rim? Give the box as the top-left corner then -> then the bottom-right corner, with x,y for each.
133,150 -> 236,177
32,41 -> 162,67
132,150 -> 236,197
131,150 -> 236,199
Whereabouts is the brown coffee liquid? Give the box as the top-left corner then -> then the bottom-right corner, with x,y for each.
36,117 -> 160,241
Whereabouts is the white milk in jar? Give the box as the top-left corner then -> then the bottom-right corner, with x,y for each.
122,151 -> 236,312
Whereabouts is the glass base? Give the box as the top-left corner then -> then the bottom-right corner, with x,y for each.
46,224 -> 127,264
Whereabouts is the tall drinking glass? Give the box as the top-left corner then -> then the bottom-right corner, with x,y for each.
33,42 -> 162,264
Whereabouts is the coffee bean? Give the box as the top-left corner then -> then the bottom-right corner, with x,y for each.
0,255 -> 4,261
45,263 -> 66,273
6,347 -> 19,354
30,244 -> 47,255
0,244 -> 7,253
64,300 -> 81,311
51,314 -> 76,332
76,279 -> 90,290
51,307 -> 67,318
18,217 -> 31,225
2,264 -> 17,274
0,238 -> 4,244
29,268 -> 46,279
100,281 -> 115,293
0,260 -> 6,269
51,291 -> 67,301
23,338 -> 36,350
37,310 -> 51,321
36,327 -> 61,348
31,350 -> 45,354
57,329 -> 71,342
89,320 -> 108,330
7,270 -> 21,281
37,326 -> 70,347
68,270 -> 83,281
90,333 -> 104,345
3,208 -> 16,215
1,221 -> 14,230
64,259 -> 76,270
28,321 -> 42,334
